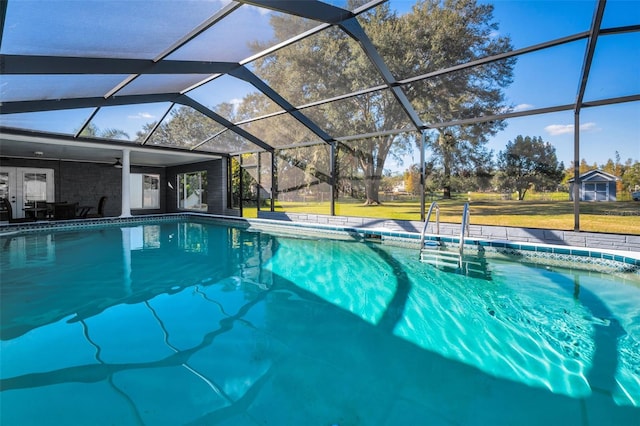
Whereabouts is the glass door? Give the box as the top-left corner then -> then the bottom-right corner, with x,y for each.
178,171 -> 207,212
0,167 -> 55,219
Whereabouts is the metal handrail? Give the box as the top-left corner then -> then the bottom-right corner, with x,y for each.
419,201 -> 440,251
459,202 -> 470,256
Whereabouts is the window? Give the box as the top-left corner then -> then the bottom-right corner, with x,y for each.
130,173 -> 160,209
178,171 -> 207,211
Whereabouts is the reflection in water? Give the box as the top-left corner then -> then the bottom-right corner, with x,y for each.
178,222 -> 208,253
1,222 -> 639,424
2,234 -> 55,269
121,227 -> 132,295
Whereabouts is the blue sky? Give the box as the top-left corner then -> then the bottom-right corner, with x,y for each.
478,0 -> 640,167
387,0 -> 640,172
1,0 -> 638,170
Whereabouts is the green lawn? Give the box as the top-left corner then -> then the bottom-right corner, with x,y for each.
246,196 -> 640,235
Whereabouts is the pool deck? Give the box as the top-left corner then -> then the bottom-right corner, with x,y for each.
256,211 -> 640,257
1,212 -> 638,272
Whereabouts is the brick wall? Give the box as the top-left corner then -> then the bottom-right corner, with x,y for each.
1,157 -> 228,217
165,159 -> 229,215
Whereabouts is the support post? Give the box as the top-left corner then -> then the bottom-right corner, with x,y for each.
330,141 -> 336,216
238,155 -> 243,217
271,151 -> 276,212
420,130 -> 426,222
120,148 -> 131,218
573,113 -> 580,231
257,153 -> 261,212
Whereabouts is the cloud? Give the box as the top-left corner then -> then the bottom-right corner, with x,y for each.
545,122 -> 599,136
513,103 -> 534,112
498,104 -> 533,114
579,122 -> 598,132
128,112 -> 155,120
545,124 -> 573,135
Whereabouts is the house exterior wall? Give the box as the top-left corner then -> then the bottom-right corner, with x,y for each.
0,157 -> 232,217
0,157 -> 126,216
165,159 -> 238,216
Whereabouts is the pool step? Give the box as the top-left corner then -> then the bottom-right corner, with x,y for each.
420,247 -> 491,280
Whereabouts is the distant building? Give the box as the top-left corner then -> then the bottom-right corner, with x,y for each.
568,169 -> 620,201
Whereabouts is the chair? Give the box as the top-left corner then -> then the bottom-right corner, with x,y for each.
85,196 -> 107,218
1,198 -> 36,223
53,202 -> 78,220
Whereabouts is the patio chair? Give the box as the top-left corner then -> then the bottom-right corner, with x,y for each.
1,198 -> 36,223
85,196 -> 107,218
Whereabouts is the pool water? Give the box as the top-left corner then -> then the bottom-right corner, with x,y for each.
1,220 -> 639,425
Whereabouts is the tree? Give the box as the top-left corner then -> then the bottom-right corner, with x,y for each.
79,123 -> 129,140
622,160 -> 640,193
497,135 -> 564,200
248,0 -> 514,203
404,164 -> 421,195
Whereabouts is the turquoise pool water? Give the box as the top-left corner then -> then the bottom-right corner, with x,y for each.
1,220 -> 639,425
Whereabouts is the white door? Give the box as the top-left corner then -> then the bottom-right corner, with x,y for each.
0,167 -> 55,219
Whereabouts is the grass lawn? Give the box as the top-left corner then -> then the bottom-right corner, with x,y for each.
246,197 -> 640,235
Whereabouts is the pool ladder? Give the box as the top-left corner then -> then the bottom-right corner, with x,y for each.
419,202 -> 487,278
419,202 -> 469,255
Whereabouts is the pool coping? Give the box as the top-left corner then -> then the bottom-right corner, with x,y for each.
1,213 -> 638,273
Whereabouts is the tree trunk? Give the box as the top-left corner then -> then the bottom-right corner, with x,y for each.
441,136 -> 453,199
518,188 -> 527,200
357,136 -> 392,205
363,174 -> 381,205
442,153 -> 452,199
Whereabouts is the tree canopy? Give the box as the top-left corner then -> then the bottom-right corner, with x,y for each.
249,0 -> 514,203
497,135 -> 564,200
127,0 -> 515,204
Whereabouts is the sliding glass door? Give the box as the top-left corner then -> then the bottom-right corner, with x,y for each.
177,171 -> 207,212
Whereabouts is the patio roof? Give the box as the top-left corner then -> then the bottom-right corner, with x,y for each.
0,0 -> 639,165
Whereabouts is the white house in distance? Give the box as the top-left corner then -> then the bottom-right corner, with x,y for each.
568,169 -> 620,201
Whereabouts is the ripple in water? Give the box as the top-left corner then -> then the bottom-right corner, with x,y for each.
267,238 -> 640,405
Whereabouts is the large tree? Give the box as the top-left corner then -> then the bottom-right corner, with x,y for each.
248,0 -> 514,203
497,135 -> 564,200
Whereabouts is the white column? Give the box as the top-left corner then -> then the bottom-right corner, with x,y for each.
120,149 -> 132,217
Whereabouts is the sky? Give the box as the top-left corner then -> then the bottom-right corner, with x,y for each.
387,0 -> 640,173
1,0 -> 638,172
478,0 -> 639,167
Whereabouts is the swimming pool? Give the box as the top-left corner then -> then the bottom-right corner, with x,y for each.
1,218 -> 639,425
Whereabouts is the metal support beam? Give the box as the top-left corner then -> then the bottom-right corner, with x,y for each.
572,0 -> 606,231
340,18 -> 423,130
420,131 -> 426,222
238,155 -> 243,217
257,153 -> 261,212
330,141 -> 337,216
229,66 -> 335,144
0,0 -> 8,52
573,113 -> 580,231
141,103 -> 175,145
239,0 -> 354,24
74,107 -> 101,138
0,54 -> 240,75
271,151 -> 276,211
177,95 -> 275,153
0,93 -> 176,115
575,0 -> 606,113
